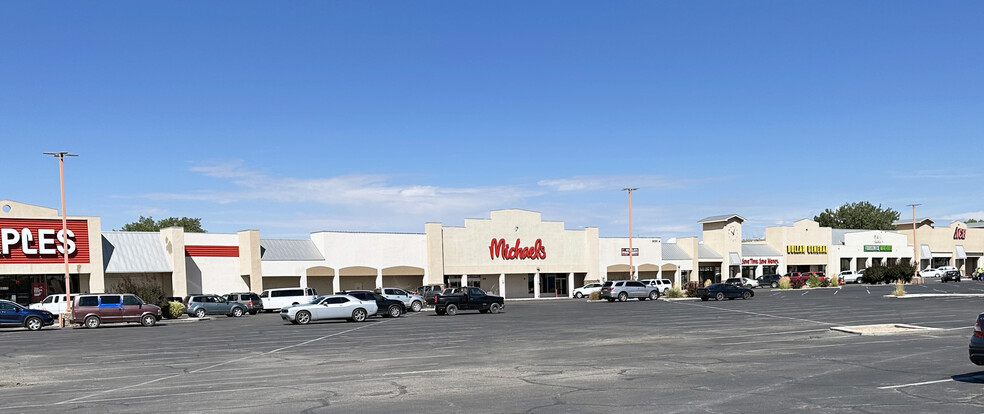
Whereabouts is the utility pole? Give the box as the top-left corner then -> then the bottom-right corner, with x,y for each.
622,188 -> 639,280
44,151 -> 77,328
908,203 -> 921,282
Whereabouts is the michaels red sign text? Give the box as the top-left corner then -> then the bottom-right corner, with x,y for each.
489,238 -> 547,260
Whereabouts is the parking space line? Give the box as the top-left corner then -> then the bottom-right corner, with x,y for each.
878,378 -> 957,389
671,301 -> 833,325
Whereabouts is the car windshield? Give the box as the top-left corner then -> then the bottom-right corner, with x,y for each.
310,295 -> 328,304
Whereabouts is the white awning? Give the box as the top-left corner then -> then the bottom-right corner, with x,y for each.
956,245 -> 967,259
920,245 -> 931,260
729,252 -> 741,266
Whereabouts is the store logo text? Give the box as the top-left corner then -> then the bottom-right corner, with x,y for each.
1,228 -> 77,256
489,238 -> 547,260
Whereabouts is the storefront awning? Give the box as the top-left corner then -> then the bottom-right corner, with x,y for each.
729,252 -> 741,266
920,245 -> 931,260
956,245 -> 967,259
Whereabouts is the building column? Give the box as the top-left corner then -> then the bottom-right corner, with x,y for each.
375,268 -> 383,290
499,273 -> 506,299
461,274 -> 468,288
568,273 -> 574,299
533,272 -> 540,299
300,273 -> 308,289
332,273 -> 340,295
674,269 -> 681,287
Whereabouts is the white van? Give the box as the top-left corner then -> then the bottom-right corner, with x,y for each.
30,294 -> 69,314
259,287 -> 318,312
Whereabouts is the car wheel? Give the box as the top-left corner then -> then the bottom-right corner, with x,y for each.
25,316 -> 43,331
574,292 -> 584,298
141,314 -> 157,326
351,308 -> 367,322
84,315 -> 100,329
617,293 -> 627,302
195,308 -> 206,318
742,291 -> 751,300
649,291 -> 658,300
701,297 -> 709,301
232,307 -> 244,317
296,311 -> 311,325
771,282 -> 778,288
387,305 -> 401,318
446,304 -> 458,316
411,301 -> 422,312
489,303 -> 501,314
715,292 -> 725,301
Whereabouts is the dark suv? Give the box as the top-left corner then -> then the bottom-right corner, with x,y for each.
223,292 -> 262,315
417,285 -> 443,303
0,299 -> 55,331
338,290 -> 406,318
942,270 -> 962,283
757,274 -> 782,288
184,294 -> 248,318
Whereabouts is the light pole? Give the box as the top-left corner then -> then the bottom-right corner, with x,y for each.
622,188 -> 638,280
44,151 -> 77,327
908,203 -> 921,282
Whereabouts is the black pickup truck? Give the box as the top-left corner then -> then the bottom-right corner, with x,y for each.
434,287 -> 504,316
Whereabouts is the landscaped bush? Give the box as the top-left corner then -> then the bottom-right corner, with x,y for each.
778,276 -> 791,289
685,281 -> 701,297
703,279 -> 712,287
830,274 -> 840,286
861,265 -> 886,284
166,301 -> 186,319
588,292 -> 601,301
884,263 -> 916,284
108,276 -> 169,310
807,274 -> 821,288
790,278 -> 805,289
892,280 -> 906,296
665,288 -> 684,298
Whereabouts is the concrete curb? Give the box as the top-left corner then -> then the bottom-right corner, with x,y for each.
882,293 -> 984,299
831,324 -> 939,336
163,317 -> 212,323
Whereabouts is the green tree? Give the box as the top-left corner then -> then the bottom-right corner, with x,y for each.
814,202 -> 900,230
120,216 -> 207,233
967,219 -> 982,223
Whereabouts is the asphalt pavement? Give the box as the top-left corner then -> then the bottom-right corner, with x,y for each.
2,281 -> 984,413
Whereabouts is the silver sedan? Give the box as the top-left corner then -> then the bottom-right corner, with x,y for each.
281,295 -> 378,325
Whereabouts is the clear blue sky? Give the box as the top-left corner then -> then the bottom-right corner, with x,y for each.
2,2 -> 982,239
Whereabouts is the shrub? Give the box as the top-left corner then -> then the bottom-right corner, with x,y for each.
818,278 -> 830,288
778,276 -> 791,289
830,274 -> 840,286
892,280 -> 906,296
703,279 -> 713,287
166,301 -> 186,319
807,274 -> 821,288
861,265 -> 886,284
108,276 -> 169,309
685,281 -> 701,297
665,288 -> 685,298
588,292 -> 601,301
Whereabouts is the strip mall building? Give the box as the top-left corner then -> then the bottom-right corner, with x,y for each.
1,199 -> 980,305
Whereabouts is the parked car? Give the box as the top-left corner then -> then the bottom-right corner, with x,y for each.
599,280 -> 660,302
71,294 -> 162,328
920,267 -> 956,278
941,270 -> 962,283
724,277 -> 745,287
378,288 -> 425,312
756,274 -> 782,288
281,294 -> 378,324
259,287 -> 318,312
742,277 -> 759,288
417,285 -> 443,303
697,283 -> 755,301
185,294 -> 248,318
640,279 -> 673,294
840,270 -> 864,284
573,283 -> 603,298
0,299 -> 55,331
971,313 -> 984,365
434,287 -> 504,315
29,294 -> 68,314
338,290 -> 406,318
223,292 -> 263,315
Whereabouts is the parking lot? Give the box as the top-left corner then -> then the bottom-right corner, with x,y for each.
2,282 -> 984,413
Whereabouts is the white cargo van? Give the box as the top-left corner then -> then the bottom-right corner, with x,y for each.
259,287 -> 318,312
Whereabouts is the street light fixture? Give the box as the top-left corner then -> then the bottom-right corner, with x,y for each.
44,151 -> 77,328
622,188 -> 638,280
908,203 -> 921,282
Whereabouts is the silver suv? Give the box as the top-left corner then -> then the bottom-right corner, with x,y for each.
378,288 -> 425,312
600,280 -> 660,302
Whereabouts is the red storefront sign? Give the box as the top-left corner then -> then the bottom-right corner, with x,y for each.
954,228 -> 967,240
0,219 -> 89,264
489,238 -> 547,260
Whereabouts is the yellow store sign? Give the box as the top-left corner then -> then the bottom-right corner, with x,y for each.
787,245 -> 827,254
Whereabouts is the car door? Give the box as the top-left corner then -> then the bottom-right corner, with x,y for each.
98,295 -> 124,323
121,295 -> 144,322
626,281 -> 644,298
0,301 -> 17,325
330,297 -> 354,319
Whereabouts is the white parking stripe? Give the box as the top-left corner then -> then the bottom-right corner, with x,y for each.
878,378 -> 956,389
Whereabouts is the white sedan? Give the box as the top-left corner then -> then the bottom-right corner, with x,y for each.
919,268 -> 942,278
741,278 -> 759,288
281,295 -> 378,325
573,283 -> 603,298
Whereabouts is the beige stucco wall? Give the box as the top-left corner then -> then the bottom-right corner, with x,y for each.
598,237 -> 661,280
702,219 -> 743,270
764,219 -> 833,272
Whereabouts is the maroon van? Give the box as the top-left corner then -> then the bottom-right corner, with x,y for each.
71,294 -> 162,328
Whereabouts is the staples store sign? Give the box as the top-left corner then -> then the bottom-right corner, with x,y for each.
0,219 -> 90,264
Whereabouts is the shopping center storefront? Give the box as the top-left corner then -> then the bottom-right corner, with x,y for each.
896,219 -> 984,274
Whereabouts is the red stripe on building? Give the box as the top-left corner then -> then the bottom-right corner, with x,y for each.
185,245 -> 240,257
0,219 -> 90,264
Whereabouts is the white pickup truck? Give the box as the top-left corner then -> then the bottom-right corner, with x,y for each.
29,294 -> 69,314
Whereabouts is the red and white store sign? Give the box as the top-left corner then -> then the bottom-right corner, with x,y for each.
489,238 -> 547,260
0,219 -> 89,264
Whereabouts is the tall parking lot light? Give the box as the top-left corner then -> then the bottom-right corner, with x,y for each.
908,203 -> 921,281
622,188 -> 639,280
44,151 -> 77,328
